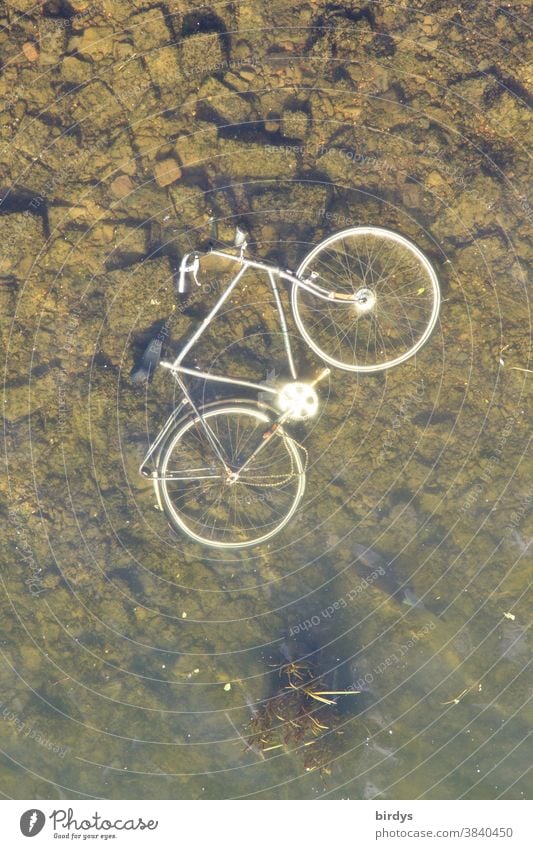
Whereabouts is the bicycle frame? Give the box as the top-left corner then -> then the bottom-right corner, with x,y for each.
140,246 -> 336,477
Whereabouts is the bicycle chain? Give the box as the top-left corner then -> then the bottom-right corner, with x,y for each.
238,429 -> 308,488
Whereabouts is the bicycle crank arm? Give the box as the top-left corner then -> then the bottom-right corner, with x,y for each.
310,367 -> 331,386
231,411 -> 295,482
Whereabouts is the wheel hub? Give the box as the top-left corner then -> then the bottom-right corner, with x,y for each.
353,286 -> 376,314
276,382 -> 319,420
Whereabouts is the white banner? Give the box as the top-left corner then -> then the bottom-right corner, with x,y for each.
1,800 -> 530,848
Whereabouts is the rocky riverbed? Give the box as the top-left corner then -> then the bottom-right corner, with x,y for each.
0,0 -> 531,799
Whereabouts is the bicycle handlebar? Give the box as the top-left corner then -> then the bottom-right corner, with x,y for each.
177,252 -> 200,293
177,245 -> 351,305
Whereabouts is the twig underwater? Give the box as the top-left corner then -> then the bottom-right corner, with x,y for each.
243,641 -> 360,773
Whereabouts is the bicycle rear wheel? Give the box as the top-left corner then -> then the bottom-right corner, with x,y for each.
292,226 -> 440,372
157,403 -> 306,548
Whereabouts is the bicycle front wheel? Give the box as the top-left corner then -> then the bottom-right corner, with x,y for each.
292,227 -> 440,372
157,404 -> 306,549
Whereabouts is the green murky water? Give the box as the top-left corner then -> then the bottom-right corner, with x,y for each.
1,0 -> 531,799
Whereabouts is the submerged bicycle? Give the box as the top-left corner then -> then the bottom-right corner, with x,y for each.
140,226 -> 440,549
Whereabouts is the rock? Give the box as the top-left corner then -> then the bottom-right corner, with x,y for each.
421,15 -> 438,34
61,55 -> 92,84
106,135 -> 137,176
370,66 -> 390,93
22,42 -> 39,62
37,23 -> 65,67
0,213 -> 44,276
71,81 -> 122,134
239,66 -> 257,81
216,138 -> 298,178
342,105 -> 362,120
133,121 -> 168,159
130,9 -> 171,51
110,175 -> 135,198
68,26 -> 114,61
69,0 -> 99,12
175,124 -> 219,166
221,71 -> 247,92
104,222 -> 147,269
144,47 -> 181,90
315,147 -> 356,184
4,0 -> 36,11
449,76 -> 487,109
282,109 -> 309,139
487,91 -> 529,135
264,118 -> 280,132
403,183 -> 423,208
108,183 -> 167,221
426,170 -> 446,189
60,198 -> 107,224
180,33 -> 225,81
153,158 -> 182,187
168,182 -> 209,223
111,57 -> 152,112
8,117 -> 50,164
195,76 -> 254,124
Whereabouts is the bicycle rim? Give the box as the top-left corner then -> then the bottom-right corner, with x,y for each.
292,226 -> 440,372
157,405 -> 306,548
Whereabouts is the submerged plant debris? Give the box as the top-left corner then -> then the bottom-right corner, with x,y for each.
247,644 -> 359,773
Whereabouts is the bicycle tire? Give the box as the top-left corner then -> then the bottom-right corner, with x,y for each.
156,403 -> 306,549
